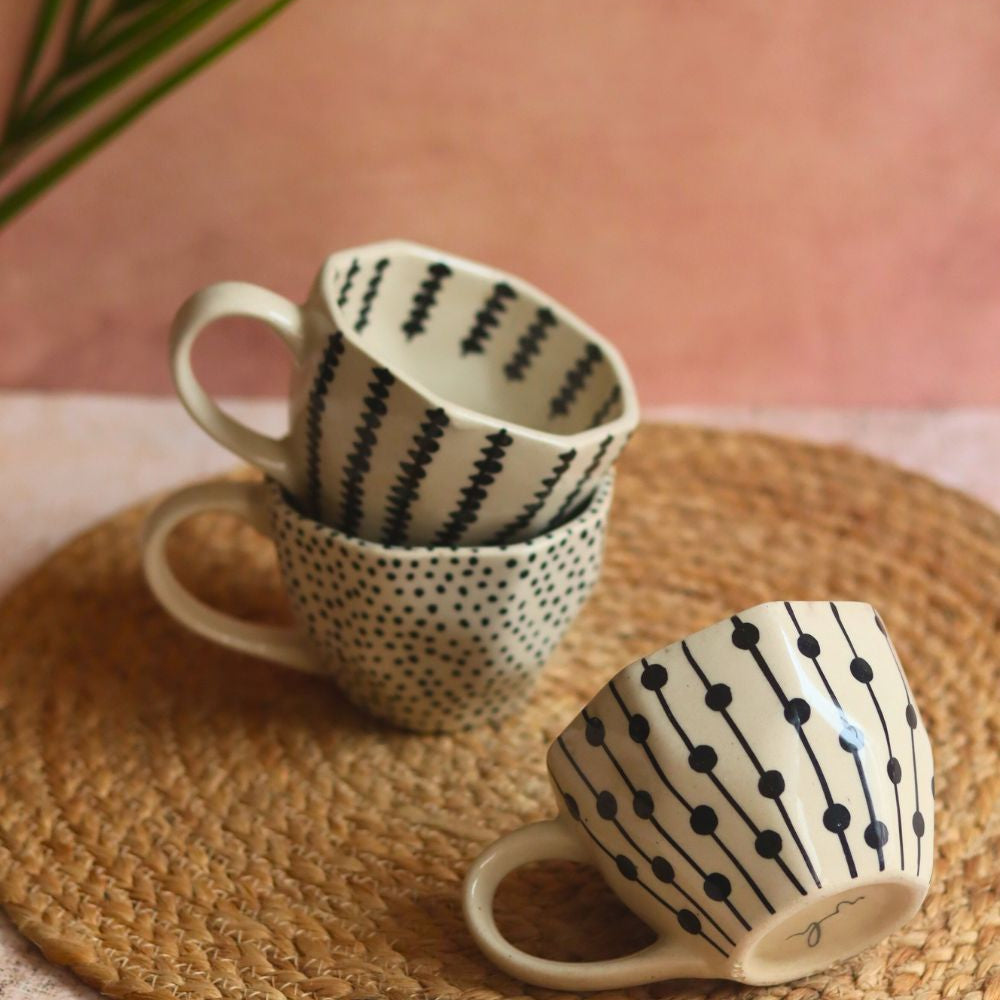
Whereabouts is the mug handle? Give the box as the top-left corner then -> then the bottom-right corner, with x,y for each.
142,479 -> 318,672
170,281 -> 306,486
463,819 -> 709,990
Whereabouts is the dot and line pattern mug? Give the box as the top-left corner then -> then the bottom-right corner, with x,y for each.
142,475 -> 613,733
170,240 -> 638,546
464,601 -> 934,988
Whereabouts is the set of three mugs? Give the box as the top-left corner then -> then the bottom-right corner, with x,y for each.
141,241 -> 934,989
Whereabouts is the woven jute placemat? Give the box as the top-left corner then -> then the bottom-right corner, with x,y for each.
0,424 -> 997,1000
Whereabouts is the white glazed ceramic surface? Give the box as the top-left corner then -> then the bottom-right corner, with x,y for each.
142,474 -> 613,733
170,240 -> 638,546
464,601 -> 934,988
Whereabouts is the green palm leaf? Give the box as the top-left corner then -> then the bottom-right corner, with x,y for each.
1,0 -> 297,226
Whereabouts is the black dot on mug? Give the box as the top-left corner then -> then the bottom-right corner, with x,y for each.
758,769 -> 786,799
616,854 -> 638,881
585,716 -> 605,746
887,757 -> 903,784
688,745 -> 717,773
703,872 -> 732,901
906,705 -> 918,729
823,803 -> 852,833
633,790 -> 654,819
913,811 -> 926,837
651,856 -> 675,883
677,910 -> 702,935
731,621 -> 760,650
865,820 -> 889,849
563,793 -> 580,820
690,805 -> 718,836
797,633 -> 821,658
596,791 -> 618,820
755,829 -> 782,859
784,698 -> 811,727
705,683 -> 732,711
839,725 -> 865,753
641,661 -> 668,690
850,657 -> 874,683
629,714 -> 650,743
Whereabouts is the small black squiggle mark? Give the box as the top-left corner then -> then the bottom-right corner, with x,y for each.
402,261 -> 452,339
549,343 -> 604,418
304,331 -> 346,519
503,307 -> 557,380
354,258 -> 391,333
787,896 -> 866,948
590,384 -> 622,428
488,448 -> 576,544
337,258 -> 360,308
460,281 -> 517,354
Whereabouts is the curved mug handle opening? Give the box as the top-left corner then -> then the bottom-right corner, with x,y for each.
463,819 -> 712,990
170,281 -> 305,486
142,479 -> 317,672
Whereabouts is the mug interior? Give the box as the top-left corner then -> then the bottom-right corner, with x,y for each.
322,244 -> 628,435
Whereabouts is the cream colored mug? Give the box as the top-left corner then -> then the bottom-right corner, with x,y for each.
465,601 -> 933,987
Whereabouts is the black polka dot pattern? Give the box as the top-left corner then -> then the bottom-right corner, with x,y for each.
266,475 -> 611,733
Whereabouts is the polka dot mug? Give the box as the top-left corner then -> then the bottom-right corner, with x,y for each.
464,600 -> 934,987
142,474 -> 613,732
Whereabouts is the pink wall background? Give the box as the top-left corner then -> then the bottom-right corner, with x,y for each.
2,0 -> 998,405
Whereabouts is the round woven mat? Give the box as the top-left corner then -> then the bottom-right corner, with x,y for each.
0,424 -> 997,1000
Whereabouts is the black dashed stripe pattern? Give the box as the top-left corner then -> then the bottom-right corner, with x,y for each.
304,332 -> 346,519
402,262 -> 452,339
339,367 -> 396,537
546,434 -> 612,531
487,448 -> 577,545
354,258 -> 391,333
381,407 -> 451,546
590,384 -> 622,428
549,343 -> 604,418
503,307 -> 557,381
433,429 -> 513,547
460,281 -> 516,354
337,258 -> 360,308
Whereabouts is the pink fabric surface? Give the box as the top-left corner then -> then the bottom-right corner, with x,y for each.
2,1 -> 999,403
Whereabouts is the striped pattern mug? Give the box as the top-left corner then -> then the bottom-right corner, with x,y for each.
464,601 -> 934,988
170,240 -> 638,546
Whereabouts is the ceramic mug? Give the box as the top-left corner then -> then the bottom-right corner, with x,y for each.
142,474 -> 613,732
464,600 -> 934,987
170,240 -> 638,546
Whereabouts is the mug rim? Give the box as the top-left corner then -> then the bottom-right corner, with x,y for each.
265,470 -> 615,558
310,239 -> 640,450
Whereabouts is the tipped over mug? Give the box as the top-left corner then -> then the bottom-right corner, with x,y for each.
464,600 -> 934,987
170,240 -> 638,546
142,474 -> 613,733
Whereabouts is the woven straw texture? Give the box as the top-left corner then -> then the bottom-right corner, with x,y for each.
0,424 -> 997,1000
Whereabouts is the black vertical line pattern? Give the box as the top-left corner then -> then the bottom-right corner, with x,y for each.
578,711 -> 751,934
380,407 -> 450,545
556,736 -> 736,946
487,449 -> 577,545
402,261 -> 452,339
337,258 -> 360,308
460,281 -> 517,354
731,615 -> 858,879
545,434 -> 613,532
304,332 -> 346,519
874,613 -> 924,876
590,385 -> 622,428
433,429 -> 513,546
831,603 -> 905,871
549,344 -> 604,418
354,258 -> 391,333
339,367 -> 396,537
784,604 -> 885,872
681,641 -> 821,889
503,307 -> 557,380
646,654 -> 809,896
608,681 -> 775,915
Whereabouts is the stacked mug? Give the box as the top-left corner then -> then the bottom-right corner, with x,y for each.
143,240 -> 639,732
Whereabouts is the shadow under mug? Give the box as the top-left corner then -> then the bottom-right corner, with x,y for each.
170,239 -> 638,546
142,474 -> 613,733
464,600 -> 934,987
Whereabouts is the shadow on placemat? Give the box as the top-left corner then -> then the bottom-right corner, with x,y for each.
0,424 -> 996,1000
